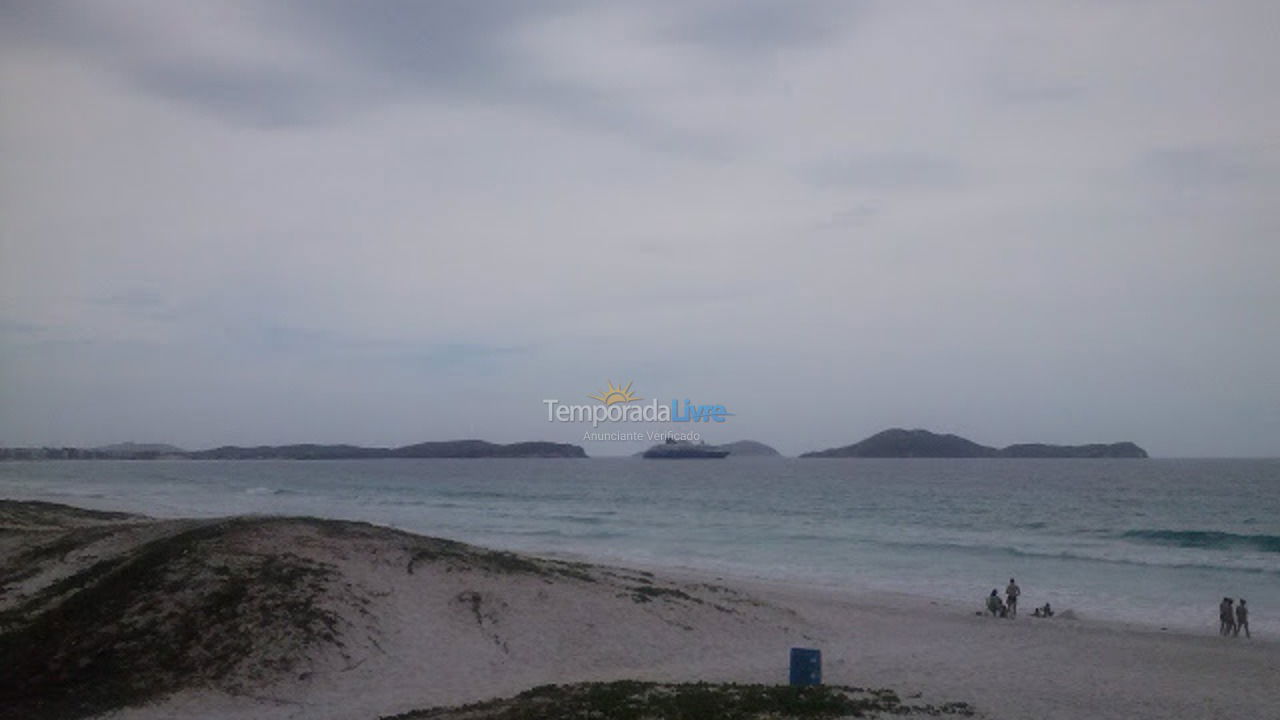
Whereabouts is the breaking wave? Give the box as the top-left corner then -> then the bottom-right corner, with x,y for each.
1120,530 -> 1280,553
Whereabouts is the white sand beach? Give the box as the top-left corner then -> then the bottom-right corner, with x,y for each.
1,501 -> 1276,720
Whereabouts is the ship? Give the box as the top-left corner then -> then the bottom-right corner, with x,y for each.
641,437 -> 730,459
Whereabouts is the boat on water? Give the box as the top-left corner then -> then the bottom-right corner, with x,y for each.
641,438 -> 730,459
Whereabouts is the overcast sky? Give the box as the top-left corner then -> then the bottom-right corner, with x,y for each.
1,1 -> 1277,457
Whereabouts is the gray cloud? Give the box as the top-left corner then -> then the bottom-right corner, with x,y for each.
0,320 -> 46,337
2,1 -> 1278,456
418,343 -> 528,371
987,79 -> 1083,106
670,0 -> 858,57
1,0 -> 731,150
95,289 -> 167,310
132,63 -> 333,128
0,2 -> 339,127
278,1 -> 573,92
1138,147 -> 1273,187
1,2 -> 518,125
807,153 -> 966,189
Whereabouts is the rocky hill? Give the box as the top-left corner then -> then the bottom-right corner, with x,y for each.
802,429 -> 1147,459
720,440 -> 782,457
0,440 -> 587,461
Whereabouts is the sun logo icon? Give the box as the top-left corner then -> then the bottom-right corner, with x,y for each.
589,381 -> 641,406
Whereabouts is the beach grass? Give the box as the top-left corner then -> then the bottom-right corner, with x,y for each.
0,519 -> 348,720
381,681 -> 976,719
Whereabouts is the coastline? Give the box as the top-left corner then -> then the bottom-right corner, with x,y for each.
561,557 -> 1280,712
1,464 -> 1274,637
599,558 -> 1229,638
2,500 -> 1276,720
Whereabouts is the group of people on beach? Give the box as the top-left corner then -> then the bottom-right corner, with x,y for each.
984,578 -> 1054,620
1219,597 -> 1250,638
985,578 -> 1019,618
985,578 -> 1045,618
983,583 -> 1253,636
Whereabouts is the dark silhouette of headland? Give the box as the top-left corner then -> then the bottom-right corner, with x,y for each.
0,440 -> 587,461
801,429 -> 1148,458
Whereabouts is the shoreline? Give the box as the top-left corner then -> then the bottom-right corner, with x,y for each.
527,545 -> 1264,640
2,500 -> 1277,719
1,485 -> 1269,639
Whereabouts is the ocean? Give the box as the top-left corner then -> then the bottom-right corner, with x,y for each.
2,457 -> 1276,636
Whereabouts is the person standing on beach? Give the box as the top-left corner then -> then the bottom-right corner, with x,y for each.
1006,578 -> 1021,617
1235,599 -> 1249,638
1219,598 -> 1235,636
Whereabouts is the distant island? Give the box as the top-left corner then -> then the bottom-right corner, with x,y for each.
801,429 -> 1148,459
719,440 -> 782,457
0,440 -> 587,461
97,442 -> 187,456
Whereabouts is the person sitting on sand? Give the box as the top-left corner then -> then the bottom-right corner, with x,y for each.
1235,599 -> 1249,638
987,589 -> 1004,617
1006,578 -> 1021,617
1219,598 -> 1235,636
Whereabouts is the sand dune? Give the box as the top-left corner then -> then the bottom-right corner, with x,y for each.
1,500 -> 1276,720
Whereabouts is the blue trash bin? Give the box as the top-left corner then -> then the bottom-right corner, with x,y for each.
789,647 -> 821,686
